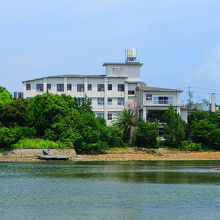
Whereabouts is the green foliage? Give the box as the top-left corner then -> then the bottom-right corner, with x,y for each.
113,109 -> 136,143
134,120 -> 158,148
0,98 -> 28,126
181,140 -> 203,151
188,111 -> 220,150
189,119 -> 220,150
12,138 -> 62,149
26,93 -> 79,136
0,87 -> 13,108
0,126 -> 36,149
162,105 -> 186,148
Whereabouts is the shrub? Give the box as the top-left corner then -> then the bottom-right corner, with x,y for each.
134,121 -> 158,148
0,126 -> 36,149
12,138 -> 62,149
181,140 -> 203,151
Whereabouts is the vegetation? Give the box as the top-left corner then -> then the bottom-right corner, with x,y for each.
187,111 -> 220,150
134,120 -> 158,148
112,109 -> 136,145
0,87 -> 219,153
0,87 -> 13,109
12,138 -> 62,149
162,105 -> 186,148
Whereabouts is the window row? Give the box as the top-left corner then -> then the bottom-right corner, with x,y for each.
26,83 -> 126,92
146,94 -> 173,104
77,98 -> 124,106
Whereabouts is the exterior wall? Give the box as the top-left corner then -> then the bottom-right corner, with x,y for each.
142,91 -> 181,107
23,76 -> 136,125
105,63 -> 141,82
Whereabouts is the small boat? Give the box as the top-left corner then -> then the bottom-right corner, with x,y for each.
38,155 -> 70,161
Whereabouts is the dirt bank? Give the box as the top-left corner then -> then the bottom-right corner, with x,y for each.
0,148 -> 219,162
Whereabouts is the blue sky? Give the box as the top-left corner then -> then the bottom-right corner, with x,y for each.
0,0 -> 220,103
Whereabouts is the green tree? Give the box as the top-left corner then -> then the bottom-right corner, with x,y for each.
162,105 -> 186,147
26,93 -> 79,136
0,87 -> 13,108
189,119 -> 220,150
113,109 -> 136,145
0,98 -> 28,127
188,111 -> 220,150
134,120 -> 158,148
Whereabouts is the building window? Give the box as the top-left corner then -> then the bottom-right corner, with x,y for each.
26,84 -> 31,90
118,98 -> 124,105
118,84 -> 125,92
77,84 -> 84,92
98,84 -> 105,91
57,84 -> 64,92
97,113 -> 104,118
146,94 -> 152,101
158,127 -> 165,137
77,98 -> 84,105
67,84 -> 72,91
88,84 -> 92,91
47,84 -> 51,90
128,90 -> 135,95
88,98 -> 92,104
36,84 -> 43,92
108,98 -> 112,105
108,113 -> 112,120
154,96 -> 173,104
108,84 -> 112,90
97,98 -> 104,105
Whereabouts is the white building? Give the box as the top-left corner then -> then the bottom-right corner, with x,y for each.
22,49 -> 187,124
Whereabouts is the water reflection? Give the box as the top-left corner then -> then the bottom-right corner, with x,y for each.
0,161 -> 220,184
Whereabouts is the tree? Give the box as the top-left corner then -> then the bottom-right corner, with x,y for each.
0,98 -> 28,127
188,111 -> 220,150
134,120 -> 158,148
0,87 -> 13,108
26,93 -> 79,136
162,105 -> 186,147
113,109 -> 136,145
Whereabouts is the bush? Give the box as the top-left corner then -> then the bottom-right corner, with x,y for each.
0,126 -> 36,149
12,138 -> 63,149
134,121 -> 158,148
181,140 -> 203,151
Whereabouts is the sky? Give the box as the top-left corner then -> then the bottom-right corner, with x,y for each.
0,0 -> 220,104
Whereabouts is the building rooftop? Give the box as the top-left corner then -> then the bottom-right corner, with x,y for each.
103,61 -> 143,66
22,74 -> 128,83
138,85 -> 182,92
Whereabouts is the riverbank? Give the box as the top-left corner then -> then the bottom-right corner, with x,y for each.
0,148 -> 220,162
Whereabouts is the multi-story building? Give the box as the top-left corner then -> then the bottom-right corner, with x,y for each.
22,49 -> 187,124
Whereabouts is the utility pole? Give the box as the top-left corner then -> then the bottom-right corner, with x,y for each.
188,86 -> 193,110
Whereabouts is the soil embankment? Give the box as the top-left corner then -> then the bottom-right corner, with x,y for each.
0,148 -> 219,162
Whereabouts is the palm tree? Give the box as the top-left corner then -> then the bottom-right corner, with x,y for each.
112,109 -> 136,145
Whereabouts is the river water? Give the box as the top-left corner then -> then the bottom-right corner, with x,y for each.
0,161 -> 220,220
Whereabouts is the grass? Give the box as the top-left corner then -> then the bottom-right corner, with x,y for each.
11,138 -> 68,149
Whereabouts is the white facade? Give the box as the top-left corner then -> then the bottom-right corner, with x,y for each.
23,61 -> 142,125
22,59 -> 188,124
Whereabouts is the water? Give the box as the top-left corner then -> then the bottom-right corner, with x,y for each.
0,161 -> 220,220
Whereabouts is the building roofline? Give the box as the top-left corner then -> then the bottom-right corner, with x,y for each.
103,61 -> 143,66
22,74 -> 129,83
137,86 -> 182,92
